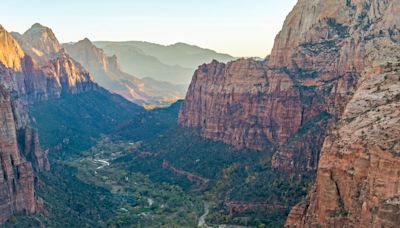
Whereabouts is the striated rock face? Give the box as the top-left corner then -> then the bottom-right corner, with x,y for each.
0,23 -> 97,223
179,59 -> 274,150
180,0 -> 399,226
179,37 -> 347,173
0,86 -> 38,224
179,0 -> 399,174
64,38 -> 186,106
13,24 -> 97,103
19,128 -> 50,172
286,53 -> 400,228
275,0 -> 400,227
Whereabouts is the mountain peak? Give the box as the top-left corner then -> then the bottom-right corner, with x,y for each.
17,23 -> 61,63
25,23 -> 55,36
77,37 -> 93,46
31,23 -> 46,29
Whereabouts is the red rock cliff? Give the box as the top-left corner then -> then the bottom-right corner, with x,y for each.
178,8 -> 357,171
0,85 -> 39,224
284,0 -> 400,227
179,0 -> 400,226
0,23 -> 97,223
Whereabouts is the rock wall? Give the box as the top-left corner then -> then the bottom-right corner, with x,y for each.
275,0 -> 400,227
0,23 -> 97,223
179,0 -> 400,226
286,44 -> 400,228
0,86 -> 38,224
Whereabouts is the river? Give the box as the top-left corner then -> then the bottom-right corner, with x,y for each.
198,201 -> 210,227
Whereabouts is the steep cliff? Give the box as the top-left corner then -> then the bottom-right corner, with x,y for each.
0,23 -> 97,223
179,0 -> 399,226
179,43 -> 342,172
0,25 -> 42,223
0,86 -> 40,224
178,0 -> 399,174
284,0 -> 400,227
64,38 -> 186,106
12,24 -> 97,103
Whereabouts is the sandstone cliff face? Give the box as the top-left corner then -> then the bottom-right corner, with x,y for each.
0,86 -> 38,224
286,59 -> 400,228
13,24 -> 98,103
179,36 -> 346,173
178,0 -> 398,174
179,0 -> 399,226
12,23 -> 61,64
64,38 -> 185,106
0,23 -> 95,223
0,25 -> 25,71
273,0 -> 400,227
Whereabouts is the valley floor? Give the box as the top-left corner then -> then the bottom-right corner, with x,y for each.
4,98 -> 314,227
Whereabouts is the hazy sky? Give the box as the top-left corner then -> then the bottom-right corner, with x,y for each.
1,0 -> 297,57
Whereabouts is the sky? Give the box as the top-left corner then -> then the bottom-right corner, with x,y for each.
1,0 -> 297,57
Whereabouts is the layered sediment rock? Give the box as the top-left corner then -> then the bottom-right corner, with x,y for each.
268,0 -> 400,227
179,0 -> 399,226
0,23 -> 97,223
286,48 -> 400,228
0,86 -> 38,223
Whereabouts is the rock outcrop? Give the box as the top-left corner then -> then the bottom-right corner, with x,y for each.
12,23 -> 61,64
0,86 -> 39,224
283,0 -> 400,227
12,24 -> 97,103
0,25 -> 25,71
178,38 -> 346,173
63,38 -> 185,106
179,0 -> 399,226
0,24 -> 47,224
0,23 -> 97,223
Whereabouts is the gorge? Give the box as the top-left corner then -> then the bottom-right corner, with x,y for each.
0,0 -> 399,227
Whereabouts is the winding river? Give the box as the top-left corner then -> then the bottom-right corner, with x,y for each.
198,201 -> 210,227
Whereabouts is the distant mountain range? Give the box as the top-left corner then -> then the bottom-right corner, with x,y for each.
94,41 -> 236,85
10,23 -> 235,106
62,38 -> 186,106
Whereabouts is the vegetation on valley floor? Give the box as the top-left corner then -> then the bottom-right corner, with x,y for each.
22,95 -> 316,227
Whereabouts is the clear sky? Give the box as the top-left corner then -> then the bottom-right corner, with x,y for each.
1,0 -> 297,57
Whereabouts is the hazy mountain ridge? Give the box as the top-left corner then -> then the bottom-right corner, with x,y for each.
63,38 -> 186,106
94,41 -> 236,85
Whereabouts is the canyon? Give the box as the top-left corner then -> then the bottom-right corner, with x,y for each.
179,0 -> 400,227
0,0 -> 399,226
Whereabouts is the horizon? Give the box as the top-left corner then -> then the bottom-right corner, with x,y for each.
1,0 -> 297,57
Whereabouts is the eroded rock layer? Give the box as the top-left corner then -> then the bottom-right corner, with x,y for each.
0,23 -> 97,223
179,0 -> 399,226
271,0 -> 400,227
